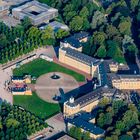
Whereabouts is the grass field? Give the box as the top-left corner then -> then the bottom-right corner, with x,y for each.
13,58 -> 85,82
14,92 -> 60,119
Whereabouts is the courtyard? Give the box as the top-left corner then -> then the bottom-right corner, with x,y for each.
13,58 -> 85,118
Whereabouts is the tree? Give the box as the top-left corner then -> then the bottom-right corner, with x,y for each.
93,32 -> 106,45
106,40 -> 118,58
69,126 -> 75,136
112,100 -> 127,114
129,0 -> 139,11
127,44 -> 138,54
75,127 -> 82,140
116,121 -> 125,131
6,118 -> 20,128
118,18 -> 131,35
83,131 -> 91,140
41,26 -> 54,45
82,18 -> 90,30
79,7 -> 89,18
113,47 -> 125,63
91,11 -> 107,29
55,29 -> 69,39
98,97 -> 110,108
122,110 -> 139,131
119,135 -> 133,140
69,16 -> 84,32
0,34 -> 9,47
106,24 -> 119,39
21,17 -> 32,30
95,45 -> 106,58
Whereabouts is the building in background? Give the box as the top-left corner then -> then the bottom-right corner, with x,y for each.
12,0 -> 58,25
0,0 -> 10,16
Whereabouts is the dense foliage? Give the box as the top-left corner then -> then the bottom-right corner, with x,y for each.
0,102 -> 47,140
39,0 -> 140,63
96,98 -> 140,140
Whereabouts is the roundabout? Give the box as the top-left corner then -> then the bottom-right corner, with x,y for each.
35,72 -> 79,103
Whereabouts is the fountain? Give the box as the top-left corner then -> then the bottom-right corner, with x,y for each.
51,73 -> 60,80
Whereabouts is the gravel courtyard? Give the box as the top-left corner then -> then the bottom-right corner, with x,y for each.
35,72 -> 79,103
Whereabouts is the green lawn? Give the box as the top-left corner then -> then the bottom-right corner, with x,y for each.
13,58 -> 85,82
14,92 -> 60,119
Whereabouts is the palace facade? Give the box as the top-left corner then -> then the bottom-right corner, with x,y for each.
59,47 -> 101,77
109,74 -> 140,90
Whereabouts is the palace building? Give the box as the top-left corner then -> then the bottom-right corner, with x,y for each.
64,86 -> 124,117
64,86 -> 125,139
59,47 -> 101,77
109,74 -> 140,90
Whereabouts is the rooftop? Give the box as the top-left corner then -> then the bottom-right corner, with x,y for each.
73,31 -> 89,41
65,86 -> 118,108
61,47 -> 101,66
12,0 -> 58,20
63,36 -> 82,48
62,31 -> 89,48
57,135 -> 75,140
67,115 -> 104,135
74,86 -> 116,107
11,87 -> 26,92
12,76 -> 24,80
39,21 -> 69,31
109,73 -> 140,80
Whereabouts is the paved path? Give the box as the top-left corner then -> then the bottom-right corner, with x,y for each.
0,66 -> 13,104
46,113 -> 65,132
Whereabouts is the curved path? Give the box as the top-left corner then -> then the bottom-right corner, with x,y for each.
35,72 -> 79,103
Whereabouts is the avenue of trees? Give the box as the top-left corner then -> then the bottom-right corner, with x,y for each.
69,126 -> 91,140
0,17 -> 69,64
39,0 -> 140,64
0,102 -> 47,140
96,98 -> 140,140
